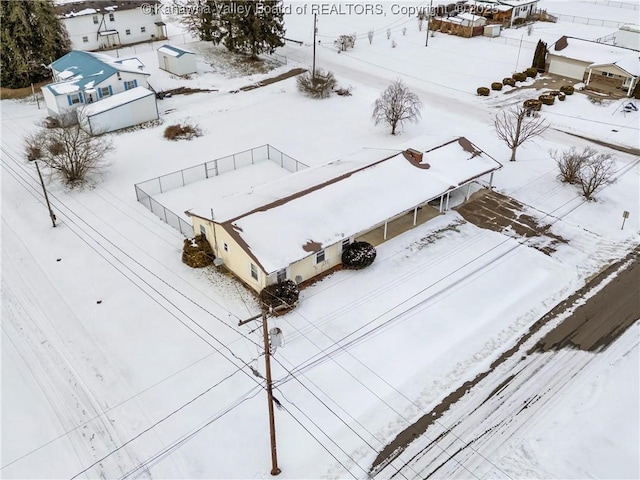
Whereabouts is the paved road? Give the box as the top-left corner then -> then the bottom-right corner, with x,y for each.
371,246 -> 640,478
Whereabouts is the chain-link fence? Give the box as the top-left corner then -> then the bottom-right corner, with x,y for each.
135,144 -> 308,236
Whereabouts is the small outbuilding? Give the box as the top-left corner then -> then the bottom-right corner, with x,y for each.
484,24 -> 501,37
77,86 -> 159,135
157,44 -> 197,76
615,24 -> 640,51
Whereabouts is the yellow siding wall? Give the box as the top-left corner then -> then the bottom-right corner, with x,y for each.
287,241 -> 345,284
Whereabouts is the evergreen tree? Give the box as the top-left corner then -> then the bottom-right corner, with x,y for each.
531,39 -> 547,73
180,0 -> 285,57
1,0 -> 71,88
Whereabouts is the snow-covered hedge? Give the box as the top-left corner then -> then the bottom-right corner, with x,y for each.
260,280 -> 300,309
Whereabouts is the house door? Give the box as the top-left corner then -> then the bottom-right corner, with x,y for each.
86,93 -> 94,104
163,56 -> 169,71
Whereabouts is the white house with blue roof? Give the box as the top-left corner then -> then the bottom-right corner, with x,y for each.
157,44 -> 197,76
42,50 -> 151,116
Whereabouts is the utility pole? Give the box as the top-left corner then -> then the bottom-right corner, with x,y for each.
35,161 -> 56,227
262,308 -> 281,475
312,14 -> 317,78
425,0 -> 433,47
239,309 -> 281,475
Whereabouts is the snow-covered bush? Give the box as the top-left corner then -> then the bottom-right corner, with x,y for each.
503,77 -> 516,87
477,87 -> 490,96
297,69 -> 337,99
342,241 -> 377,270
560,85 -> 574,95
260,280 -> 300,309
182,234 -> 215,267
539,94 -> 555,105
491,82 -> 503,91
164,122 -> 202,141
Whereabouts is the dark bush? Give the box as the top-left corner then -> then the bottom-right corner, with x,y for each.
560,85 -> 574,95
164,123 -> 202,141
260,280 -> 300,310
548,90 -> 562,96
477,87 -> 490,96
491,82 -> 503,91
182,234 -> 215,268
503,77 -> 516,87
297,69 -> 337,99
558,92 -> 566,101
525,67 -> 538,78
523,99 -> 542,111
513,72 -> 527,82
342,241 -> 377,270
539,94 -> 555,105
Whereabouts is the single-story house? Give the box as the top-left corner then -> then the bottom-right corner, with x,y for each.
615,24 -> 640,51
467,0 -> 539,26
185,137 -> 502,292
56,0 -> 166,51
42,50 -> 150,116
451,13 -> 487,28
157,44 -> 197,76
548,36 -> 639,96
77,86 -> 158,135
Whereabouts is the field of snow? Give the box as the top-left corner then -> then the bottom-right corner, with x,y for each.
2,2 -> 639,479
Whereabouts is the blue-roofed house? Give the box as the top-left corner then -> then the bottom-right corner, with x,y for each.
42,50 -> 151,116
157,44 -> 197,76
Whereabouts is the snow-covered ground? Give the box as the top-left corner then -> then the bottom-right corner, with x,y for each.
2,2 -> 639,478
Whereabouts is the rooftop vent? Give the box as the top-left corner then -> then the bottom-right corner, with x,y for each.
405,148 -> 424,163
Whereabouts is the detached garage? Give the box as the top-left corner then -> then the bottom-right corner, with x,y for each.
77,87 -> 159,135
157,44 -> 197,76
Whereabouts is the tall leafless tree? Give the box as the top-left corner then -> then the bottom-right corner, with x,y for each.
372,80 -> 423,135
552,146 -> 591,184
494,105 -> 548,161
24,123 -> 113,186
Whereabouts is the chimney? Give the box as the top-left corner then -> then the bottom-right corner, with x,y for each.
405,148 -> 423,163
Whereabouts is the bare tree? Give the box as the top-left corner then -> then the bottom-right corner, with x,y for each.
494,105 -> 548,161
552,146 -> 592,184
367,29 -> 374,44
577,151 -> 615,200
372,80 -> 423,135
24,124 -> 113,186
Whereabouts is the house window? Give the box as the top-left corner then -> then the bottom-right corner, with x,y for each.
199,225 -> 206,237
92,15 -> 98,24
223,242 -> 229,252
68,93 -> 83,104
125,29 -> 131,35
250,263 -> 259,281
82,36 -> 89,43
99,86 -> 110,97
277,269 -> 286,283
601,71 -> 614,78
109,13 -> 115,21
342,238 -> 351,250
316,250 -> 325,264
124,80 -> 137,90
141,26 -> 146,33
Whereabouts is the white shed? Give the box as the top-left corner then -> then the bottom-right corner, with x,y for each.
157,44 -> 197,76
77,87 -> 158,135
483,24 -> 501,37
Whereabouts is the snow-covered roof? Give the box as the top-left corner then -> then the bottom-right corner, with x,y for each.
550,36 -> 640,75
457,12 -> 486,22
78,86 -> 154,116
47,51 -> 149,95
55,0 -> 160,18
157,44 -> 195,57
467,1 -> 512,12
498,0 -> 539,7
189,137 -> 502,274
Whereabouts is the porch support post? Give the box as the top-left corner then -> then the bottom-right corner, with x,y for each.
445,191 -> 450,210
439,195 -> 444,213
628,77 -> 636,96
413,207 -> 418,226
383,220 -> 388,240
489,171 -> 495,188
586,67 -> 593,87
465,183 -> 472,202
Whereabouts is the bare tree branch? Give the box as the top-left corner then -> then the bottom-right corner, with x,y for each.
578,152 -> 615,200
494,105 -> 548,161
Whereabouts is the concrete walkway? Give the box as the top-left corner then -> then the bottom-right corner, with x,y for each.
356,205 -> 442,246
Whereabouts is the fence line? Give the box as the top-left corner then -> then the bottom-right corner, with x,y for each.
594,32 -> 617,44
261,51 -> 288,65
548,13 -> 627,28
135,145 -> 308,236
579,0 -> 639,9
484,35 -> 538,49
